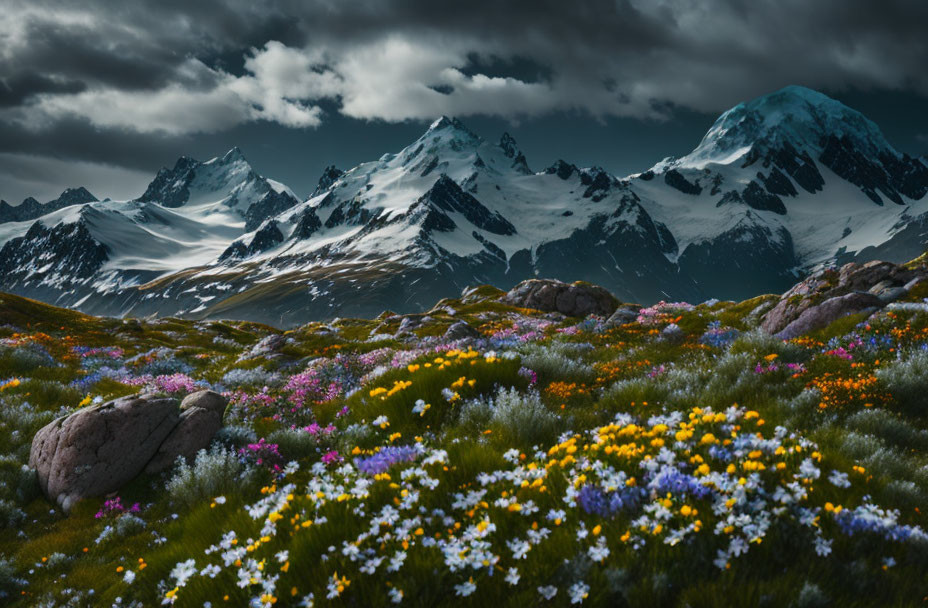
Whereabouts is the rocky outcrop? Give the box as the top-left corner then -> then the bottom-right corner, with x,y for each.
605,306 -> 642,327
29,390 -> 227,512
762,260 -> 924,335
501,279 -> 618,317
444,320 -> 481,341
775,292 -> 884,339
239,334 -> 286,360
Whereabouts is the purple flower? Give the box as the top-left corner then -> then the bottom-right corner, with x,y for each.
518,367 -> 538,386
577,484 -> 644,518
355,445 -> 420,475
94,496 -> 140,519
321,450 -> 342,465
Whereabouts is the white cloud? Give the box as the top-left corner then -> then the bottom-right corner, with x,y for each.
4,0 -> 928,137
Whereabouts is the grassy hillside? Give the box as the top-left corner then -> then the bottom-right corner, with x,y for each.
0,286 -> 927,606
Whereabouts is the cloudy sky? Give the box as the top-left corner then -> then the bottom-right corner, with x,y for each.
1,0 -> 927,204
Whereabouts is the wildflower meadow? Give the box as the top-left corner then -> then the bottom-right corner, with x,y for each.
0,286 -> 927,606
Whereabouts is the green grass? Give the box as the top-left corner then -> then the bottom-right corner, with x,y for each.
1,290 -> 928,606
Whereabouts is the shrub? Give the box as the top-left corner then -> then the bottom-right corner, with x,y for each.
846,408 -> 928,451
459,387 -> 561,448
0,498 -> 25,527
729,329 -> 808,362
0,556 -> 25,601
518,342 -> 596,383
0,344 -> 57,374
212,424 -> 258,450
114,513 -> 147,537
875,351 -> 928,417
220,366 -> 283,389
266,428 -> 324,461
166,446 -> 254,508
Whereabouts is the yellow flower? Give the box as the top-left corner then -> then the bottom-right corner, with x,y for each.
764,353 -> 779,361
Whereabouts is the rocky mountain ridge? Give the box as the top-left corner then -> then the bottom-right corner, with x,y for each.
0,86 -> 926,325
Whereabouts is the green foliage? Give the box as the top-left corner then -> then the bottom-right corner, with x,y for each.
166,447 -> 256,509
875,351 -> 928,418
1,287 -> 928,607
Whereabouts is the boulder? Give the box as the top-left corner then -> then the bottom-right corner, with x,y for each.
605,306 -> 641,327
30,391 -> 227,512
443,321 -> 481,341
240,333 -> 286,360
501,279 -> 618,317
660,323 -> 685,343
144,391 -> 227,473
776,292 -> 884,340
762,260 -> 923,335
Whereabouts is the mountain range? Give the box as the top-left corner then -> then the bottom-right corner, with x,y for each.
1,85 -> 927,326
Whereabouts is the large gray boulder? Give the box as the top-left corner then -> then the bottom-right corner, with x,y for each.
144,391 -> 227,473
501,279 -> 618,317
29,390 -> 227,512
775,292 -> 884,340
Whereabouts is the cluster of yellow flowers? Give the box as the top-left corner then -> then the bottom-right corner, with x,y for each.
0,377 -> 21,391
369,380 -> 413,399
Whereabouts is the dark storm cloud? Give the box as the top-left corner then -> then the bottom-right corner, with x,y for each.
0,72 -> 87,107
5,0 -> 927,114
0,0 -> 926,198
0,117 -> 188,170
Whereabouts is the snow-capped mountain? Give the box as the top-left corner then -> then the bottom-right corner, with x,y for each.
0,187 -> 98,224
0,86 -> 926,325
630,85 -> 928,299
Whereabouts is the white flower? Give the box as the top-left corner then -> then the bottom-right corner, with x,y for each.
122,569 -> 135,584
507,538 -> 531,560
455,579 -> 477,597
389,588 -> 404,603
502,448 -> 521,464
814,534 -> 832,557
214,496 -> 227,505
828,470 -> 851,488
546,509 -> 566,524
588,538 -> 610,563
388,551 -> 407,572
538,585 -> 558,600
200,564 -> 221,578
505,567 -> 520,586
373,415 -> 389,428
170,559 -> 197,587
798,458 -> 820,481
568,581 -> 590,604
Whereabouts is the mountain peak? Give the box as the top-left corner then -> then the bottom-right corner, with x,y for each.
679,85 -> 894,169
312,165 -> 344,197
56,187 -> 97,205
425,116 -> 480,140
221,146 -> 247,164
498,132 -> 519,158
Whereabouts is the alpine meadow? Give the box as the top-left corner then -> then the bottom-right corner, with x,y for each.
1,1 -> 928,606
